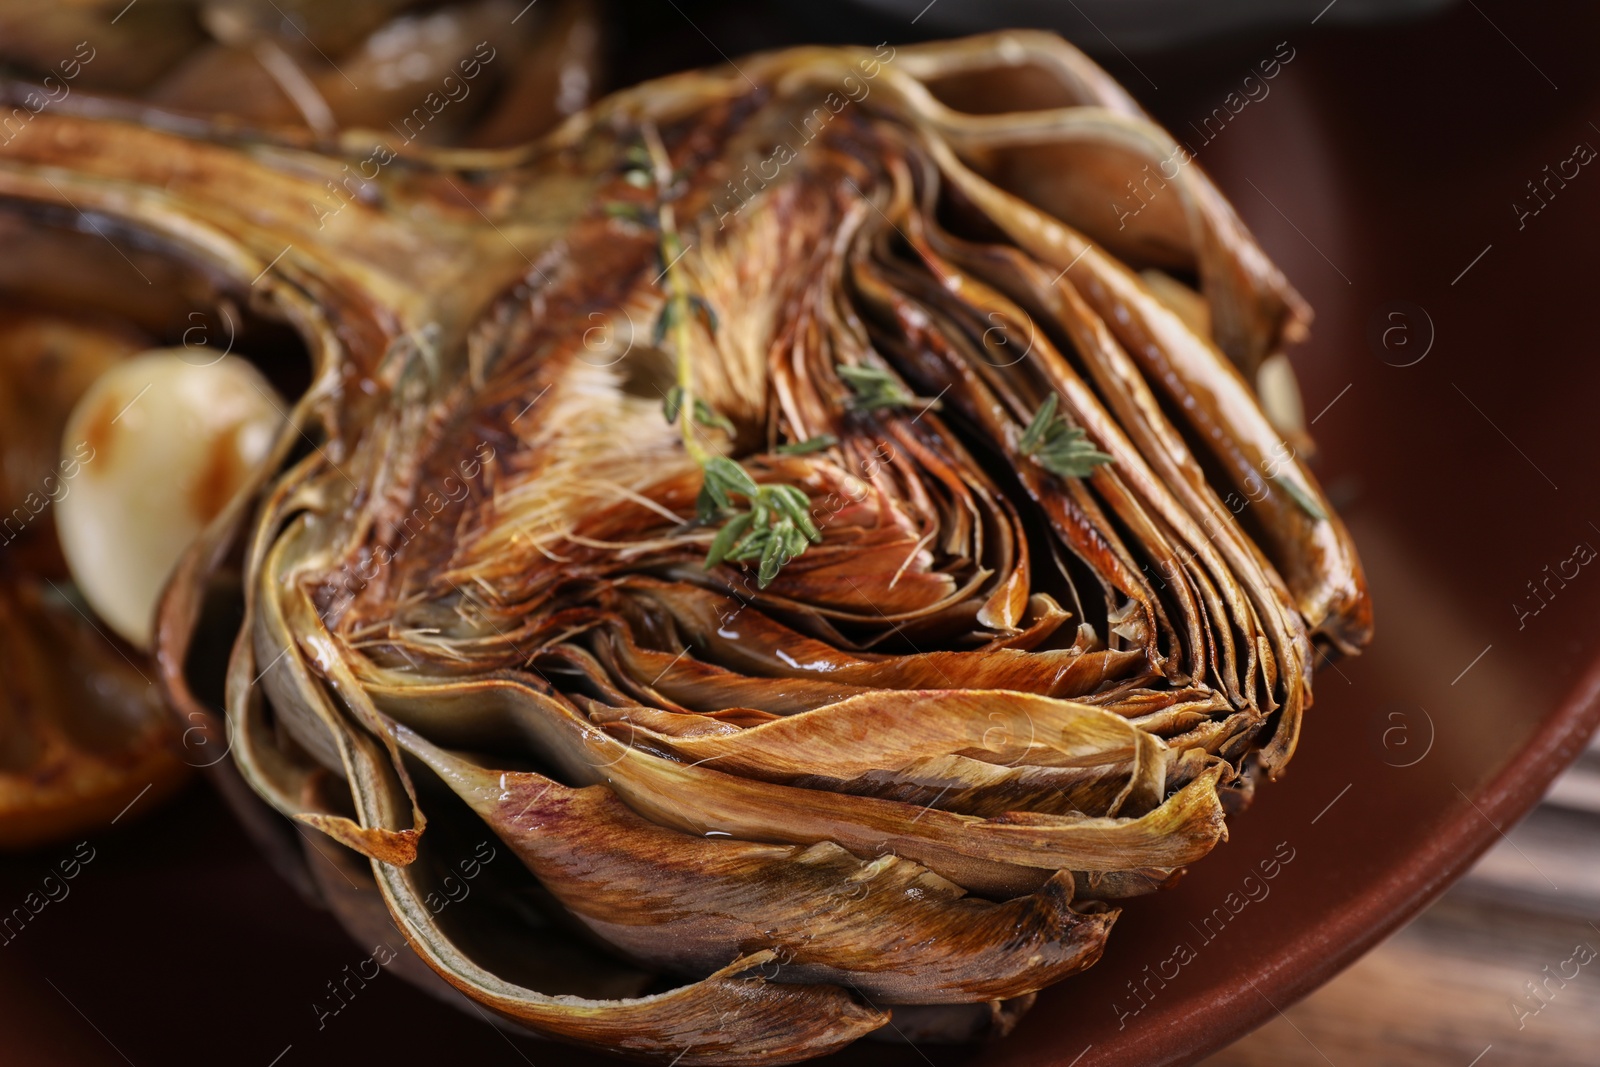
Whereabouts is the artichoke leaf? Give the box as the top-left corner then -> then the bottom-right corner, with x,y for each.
362,669 -> 1230,895
398,725 -> 1118,1005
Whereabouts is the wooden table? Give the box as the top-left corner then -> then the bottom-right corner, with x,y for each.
1207,737 -> 1600,1066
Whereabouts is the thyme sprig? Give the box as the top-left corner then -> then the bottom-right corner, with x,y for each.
699,458 -> 822,587
662,387 -> 735,435
836,362 -> 941,413
1018,393 -> 1114,478
626,126 -> 822,587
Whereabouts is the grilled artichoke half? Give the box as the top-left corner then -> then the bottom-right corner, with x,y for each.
0,30 -> 1370,1064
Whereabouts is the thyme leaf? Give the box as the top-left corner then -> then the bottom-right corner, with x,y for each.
602,201 -> 651,224
689,294 -> 719,335
697,456 -> 759,519
692,398 -> 735,435
1271,471 -> 1328,522
776,434 -> 838,455
1019,393 -> 1113,479
702,479 -> 823,587
836,363 -> 938,412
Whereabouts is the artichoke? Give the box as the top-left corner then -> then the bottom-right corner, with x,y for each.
0,28 -> 1370,1063
0,0 -> 599,147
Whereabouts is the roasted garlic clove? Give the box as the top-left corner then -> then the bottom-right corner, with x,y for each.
56,350 -> 281,649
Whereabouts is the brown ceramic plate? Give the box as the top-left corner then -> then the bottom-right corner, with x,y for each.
3,2 -> 1599,1065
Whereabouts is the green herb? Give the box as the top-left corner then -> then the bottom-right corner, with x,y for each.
1271,471 -> 1327,522
776,434 -> 838,455
692,398 -> 735,435
701,479 -> 822,587
653,298 -> 677,347
837,363 -> 937,412
631,127 -> 823,586
696,456 -> 760,519
689,294 -> 718,335
662,391 -> 735,438
602,201 -> 650,224
1018,393 -> 1113,479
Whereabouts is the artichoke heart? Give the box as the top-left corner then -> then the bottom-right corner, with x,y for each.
0,29 -> 1370,1064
